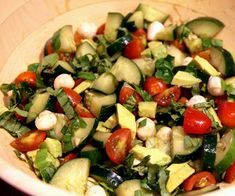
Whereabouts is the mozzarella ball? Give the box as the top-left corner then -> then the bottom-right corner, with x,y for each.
182,57 -> 193,66
147,21 -> 164,40
156,126 -> 172,155
207,76 -> 225,96
54,74 -> 75,89
145,136 -> 157,148
85,185 -> 107,196
186,95 -> 206,107
35,110 -> 57,131
136,117 -> 156,141
78,22 -> 97,38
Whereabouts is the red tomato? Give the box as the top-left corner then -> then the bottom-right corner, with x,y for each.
123,38 -> 145,59
105,128 -> 132,164
61,153 -> 77,165
74,78 -> 85,87
75,104 -> 94,118
119,85 -> 143,104
178,97 -> 188,104
132,28 -> 147,38
183,171 -> 216,192
44,39 -> 54,55
192,50 -> 211,61
144,77 -> 168,96
153,86 -> 181,106
218,101 -> 235,128
214,95 -> 227,106
74,31 -> 84,45
15,112 -> 26,123
10,130 -> 47,152
63,87 -> 82,107
172,39 -> 186,52
183,107 -> 212,134
225,161 -> 235,183
15,71 -> 36,87
96,23 -> 105,35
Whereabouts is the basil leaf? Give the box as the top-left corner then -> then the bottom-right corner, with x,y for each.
134,85 -> 153,101
42,53 -> 59,67
202,38 -> 223,49
123,95 -> 137,112
77,72 -> 96,81
51,30 -> 61,51
13,107 -> 28,117
155,55 -> 174,84
139,119 -> 147,128
178,25 -> 191,41
28,63 -> 40,72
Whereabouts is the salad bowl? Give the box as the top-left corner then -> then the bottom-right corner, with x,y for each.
0,0 -> 235,195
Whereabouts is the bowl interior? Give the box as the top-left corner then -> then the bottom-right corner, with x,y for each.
0,0 -> 235,195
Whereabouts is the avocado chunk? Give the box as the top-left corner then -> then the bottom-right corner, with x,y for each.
194,55 -> 221,76
26,149 -> 39,163
166,162 -> 195,193
133,58 -> 155,77
40,138 -> 62,158
148,41 -> 167,60
73,80 -> 93,94
127,11 -> 144,29
50,158 -> 90,194
131,145 -> 171,165
156,25 -> 176,41
138,101 -> 157,118
96,121 -> 111,133
167,45 -> 186,66
103,113 -> 118,129
171,71 -> 201,88
116,103 -> 137,139
207,107 -> 222,127
184,37 -> 202,54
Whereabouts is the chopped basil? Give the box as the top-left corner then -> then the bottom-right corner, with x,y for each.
134,85 -> 153,101
139,119 -> 147,128
202,38 -> 223,49
27,63 -> 40,72
51,30 -> 61,51
77,72 -> 97,81
155,55 -> 174,84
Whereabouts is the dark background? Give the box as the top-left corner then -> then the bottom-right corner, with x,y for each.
0,179 -> 26,195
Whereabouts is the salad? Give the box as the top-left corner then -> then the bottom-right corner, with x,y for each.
1,3 -> 235,196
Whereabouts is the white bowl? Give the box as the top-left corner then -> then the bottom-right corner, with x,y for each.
0,0 -> 235,195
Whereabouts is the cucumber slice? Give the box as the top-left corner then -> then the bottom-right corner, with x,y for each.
52,60 -> 75,74
172,126 -> 202,163
209,47 -> 235,76
27,92 -> 50,123
92,131 -> 112,148
106,35 -> 132,56
90,165 -> 123,188
202,134 -> 217,170
91,72 -> 118,94
76,41 -> 96,59
104,12 -> 124,42
84,91 -> 117,118
127,11 -> 144,29
133,58 -> 155,77
99,105 -> 116,121
215,130 -> 235,174
72,118 -> 98,149
50,158 -> 90,194
110,56 -> 142,85
80,144 -> 102,164
136,3 -> 168,23
186,17 -> 225,38
156,25 -> 176,41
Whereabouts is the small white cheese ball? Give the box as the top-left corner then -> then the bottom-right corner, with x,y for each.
182,57 -> 193,66
85,185 -> 107,196
35,110 -> 57,131
147,21 -> 164,40
207,76 -> 225,96
186,95 -> 207,107
136,117 -> 156,141
156,126 -> 172,155
78,22 -> 97,38
54,74 -> 75,90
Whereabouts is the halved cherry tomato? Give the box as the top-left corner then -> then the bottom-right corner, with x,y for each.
105,128 -> 132,164
75,103 -> 94,118
178,97 -> 188,104
61,153 -> 77,165
183,107 -> 212,134
119,85 -> 143,104
74,78 -> 85,87
192,50 -> 211,61
132,28 -> 147,38
153,86 -> 181,107
74,31 -> 84,45
15,71 -> 36,87
123,38 -> 145,59
172,39 -> 186,52
218,101 -> 235,128
214,95 -> 227,106
10,130 -> 47,152
63,87 -> 82,107
225,161 -> 235,183
96,23 -> 105,35
55,101 -> 64,113
44,39 -> 54,55
144,77 -> 168,96
183,171 -> 216,192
